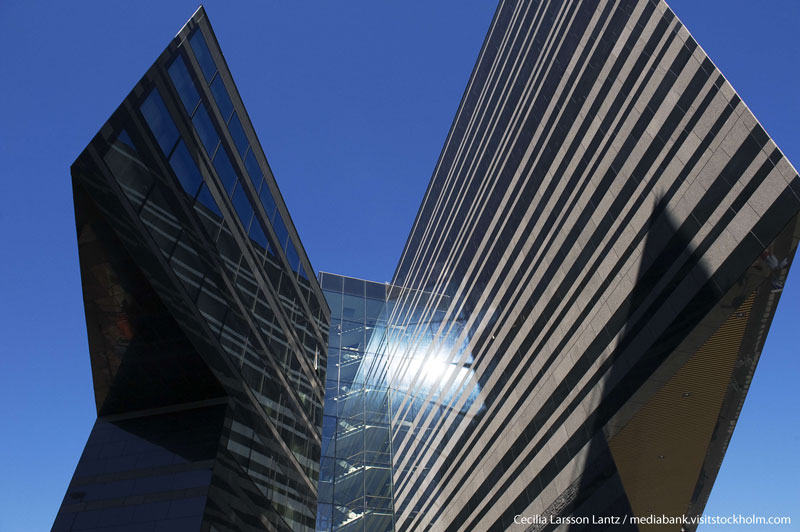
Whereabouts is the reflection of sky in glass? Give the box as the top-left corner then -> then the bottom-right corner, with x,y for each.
317,273 -> 484,531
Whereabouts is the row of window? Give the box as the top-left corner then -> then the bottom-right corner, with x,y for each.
118,85 -> 324,454
137,45 -> 327,417
184,30 -> 309,282
167,28 -> 328,403
103,136 -> 322,466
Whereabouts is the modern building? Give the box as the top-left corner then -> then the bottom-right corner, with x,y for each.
57,0 -> 800,531
315,0 -> 800,531
381,0 -> 800,531
53,7 -> 329,532
315,273 -> 397,532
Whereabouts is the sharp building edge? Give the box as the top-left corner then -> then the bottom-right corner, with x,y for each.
56,1 -> 800,532
384,0 -> 800,530
55,8 -> 329,532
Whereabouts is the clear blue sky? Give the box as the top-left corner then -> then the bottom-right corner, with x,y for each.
0,1 -> 796,531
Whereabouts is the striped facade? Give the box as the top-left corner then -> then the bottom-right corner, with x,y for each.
383,0 -> 800,530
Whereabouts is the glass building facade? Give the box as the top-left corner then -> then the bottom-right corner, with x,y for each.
316,273 -> 395,532
315,273 -> 482,532
55,8 -> 328,532
56,1 -> 800,531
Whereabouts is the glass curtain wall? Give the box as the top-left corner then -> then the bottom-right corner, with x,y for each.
317,273 -> 394,532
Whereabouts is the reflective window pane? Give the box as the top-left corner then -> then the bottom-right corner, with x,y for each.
258,183 -> 277,223
228,112 -> 248,157
189,30 -> 216,82
116,130 -> 136,150
192,103 -> 219,156
248,219 -> 269,253
244,148 -> 262,186
273,211 -> 289,249
168,141 -> 203,198
212,147 -> 237,195
195,184 -> 222,218
286,240 -> 300,272
210,75 -> 233,122
167,55 -> 200,114
139,88 -> 178,155
231,181 -> 254,230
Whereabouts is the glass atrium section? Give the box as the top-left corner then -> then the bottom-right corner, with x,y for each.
316,273 -> 484,531
318,273 -> 395,532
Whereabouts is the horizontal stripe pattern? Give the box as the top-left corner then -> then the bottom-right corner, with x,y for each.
384,0 -> 800,530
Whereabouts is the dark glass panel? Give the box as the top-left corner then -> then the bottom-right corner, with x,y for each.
191,103 -> 219,156
139,185 -> 181,257
365,282 -> 386,301
248,219 -> 269,253
215,225 -> 241,267
231,181 -> 254,230
209,74 -> 233,122
220,310 -> 248,363
321,274 -> 344,293
195,184 -> 222,218
168,141 -> 203,198
116,129 -> 136,150
286,240 -> 300,272
189,30 -> 216,82
170,234 -> 205,301
273,212 -> 289,249
167,55 -> 200,114
139,88 -> 179,155
228,112 -> 249,157
196,277 -> 227,335
343,277 -> 365,297
212,147 -> 237,195
244,148 -> 262,186
258,183 -> 277,222
103,143 -> 153,212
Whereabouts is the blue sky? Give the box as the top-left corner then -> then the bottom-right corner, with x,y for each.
0,1 -> 797,531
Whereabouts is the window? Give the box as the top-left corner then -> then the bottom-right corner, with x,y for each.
258,183 -> 277,222
249,219 -> 269,253
273,212 -> 289,249
286,240 -> 300,272
167,55 -> 200,114
139,88 -> 178,155
210,75 -> 233,122
189,30 -> 216,82
195,184 -> 222,218
231,181 -> 254,230
244,148 -> 262,186
192,103 -> 219,155
228,112 -> 248,157
212,147 -> 238,195
168,141 -> 203,197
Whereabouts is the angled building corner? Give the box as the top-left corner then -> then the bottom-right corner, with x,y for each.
55,7 -> 329,532
53,1 -> 800,532
381,0 -> 800,530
